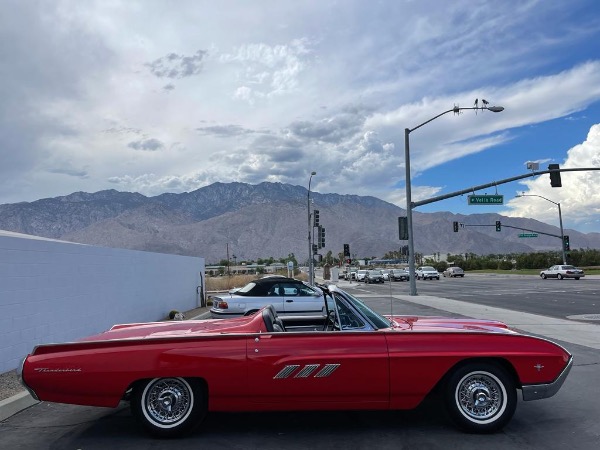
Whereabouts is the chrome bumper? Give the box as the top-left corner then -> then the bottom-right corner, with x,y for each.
17,356 -> 40,401
522,356 -> 573,401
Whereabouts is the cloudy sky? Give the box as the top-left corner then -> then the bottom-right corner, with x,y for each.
2,0 -> 600,232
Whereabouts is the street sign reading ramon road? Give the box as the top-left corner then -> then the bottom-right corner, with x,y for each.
519,233 -> 539,238
467,195 -> 504,205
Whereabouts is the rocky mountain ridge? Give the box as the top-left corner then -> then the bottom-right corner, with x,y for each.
1,182 -> 597,263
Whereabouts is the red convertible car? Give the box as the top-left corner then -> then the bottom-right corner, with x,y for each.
19,285 -> 572,438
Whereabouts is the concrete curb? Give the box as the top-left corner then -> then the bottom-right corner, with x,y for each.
0,391 -> 38,421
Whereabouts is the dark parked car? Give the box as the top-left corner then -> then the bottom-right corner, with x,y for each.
365,269 -> 384,283
389,269 -> 410,281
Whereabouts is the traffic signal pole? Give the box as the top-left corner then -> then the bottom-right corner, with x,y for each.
413,167 -> 600,209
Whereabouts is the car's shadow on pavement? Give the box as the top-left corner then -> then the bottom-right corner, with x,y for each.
42,395 -> 451,449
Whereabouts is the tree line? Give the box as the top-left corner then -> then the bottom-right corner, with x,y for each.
211,248 -> 600,272
426,248 -> 600,272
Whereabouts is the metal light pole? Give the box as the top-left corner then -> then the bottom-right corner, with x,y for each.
307,171 -> 316,285
405,104 -> 504,295
515,193 -> 566,264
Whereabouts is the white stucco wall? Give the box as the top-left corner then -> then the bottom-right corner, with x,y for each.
0,231 -> 205,373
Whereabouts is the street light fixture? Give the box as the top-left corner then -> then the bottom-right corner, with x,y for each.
307,171 -> 317,285
514,193 -> 566,264
405,103 -> 504,295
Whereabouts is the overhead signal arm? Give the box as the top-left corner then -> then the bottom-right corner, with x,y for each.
413,167 -> 600,209
461,223 -> 562,239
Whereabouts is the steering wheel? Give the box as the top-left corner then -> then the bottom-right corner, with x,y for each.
323,309 -> 339,331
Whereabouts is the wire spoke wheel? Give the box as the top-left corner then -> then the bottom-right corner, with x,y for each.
456,373 -> 504,421
144,378 -> 192,426
132,377 -> 206,437
445,363 -> 516,433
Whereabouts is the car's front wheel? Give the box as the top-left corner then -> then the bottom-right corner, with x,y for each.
132,377 -> 206,438
444,362 -> 516,433
541,273 -> 547,279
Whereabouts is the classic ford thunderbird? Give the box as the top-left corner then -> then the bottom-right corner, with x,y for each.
19,284 -> 572,438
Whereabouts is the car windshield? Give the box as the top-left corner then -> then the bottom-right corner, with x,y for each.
421,266 -> 435,271
370,270 -> 383,275
335,289 -> 391,329
562,265 -> 577,270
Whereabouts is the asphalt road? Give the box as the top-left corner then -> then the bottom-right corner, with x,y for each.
1,276 -> 599,449
355,273 -> 600,323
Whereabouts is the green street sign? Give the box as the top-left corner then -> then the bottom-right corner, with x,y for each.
467,195 -> 504,205
518,233 -> 538,238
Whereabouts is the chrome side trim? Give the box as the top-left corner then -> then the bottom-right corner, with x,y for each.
294,364 -> 320,378
314,363 -> 340,378
274,365 -> 300,379
522,356 -> 573,401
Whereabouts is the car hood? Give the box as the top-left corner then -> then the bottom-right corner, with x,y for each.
386,315 -> 514,333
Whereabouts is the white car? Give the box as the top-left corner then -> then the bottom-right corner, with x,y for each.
210,276 -> 324,318
540,265 -> 584,280
416,266 -> 440,280
355,269 -> 368,282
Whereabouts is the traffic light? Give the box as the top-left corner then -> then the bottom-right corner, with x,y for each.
316,226 -> 325,248
549,164 -> 562,187
453,221 -> 459,232
495,220 -> 501,232
346,257 -> 351,264
398,216 -> 408,240
313,209 -> 320,227
563,235 -> 570,251
343,243 -> 350,257
312,243 -> 318,254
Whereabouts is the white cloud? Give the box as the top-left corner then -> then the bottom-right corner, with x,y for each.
503,124 -> 600,229
1,0 -> 600,235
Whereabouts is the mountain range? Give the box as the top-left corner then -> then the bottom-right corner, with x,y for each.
1,182 -> 598,263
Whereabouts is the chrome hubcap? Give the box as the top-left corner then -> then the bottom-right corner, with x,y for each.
144,378 -> 192,425
457,374 -> 502,420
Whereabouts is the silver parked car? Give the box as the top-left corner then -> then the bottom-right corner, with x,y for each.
210,276 -> 325,318
540,265 -> 585,280
443,266 -> 465,278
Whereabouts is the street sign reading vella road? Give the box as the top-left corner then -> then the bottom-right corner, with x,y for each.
467,195 -> 504,205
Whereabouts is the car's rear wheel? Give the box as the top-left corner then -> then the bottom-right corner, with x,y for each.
132,377 -> 206,438
444,362 -> 516,433
575,277 -> 580,280
557,274 -> 563,280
